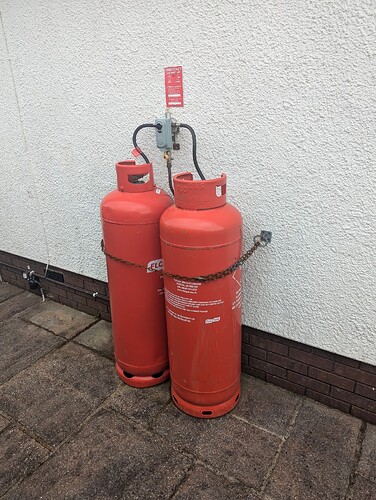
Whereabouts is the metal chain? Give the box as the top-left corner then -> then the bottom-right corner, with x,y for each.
101,234 -> 270,283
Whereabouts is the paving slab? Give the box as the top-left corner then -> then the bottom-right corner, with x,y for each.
0,282 -> 23,303
0,317 -> 65,384
0,415 -> 10,433
0,283 -> 369,499
21,300 -> 98,339
0,370 -> 95,447
233,375 -> 301,437
75,319 -> 114,358
153,403 -> 281,490
266,399 -> 361,499
0,292 -> 40,323
351,475 -> 376,499
7,409 -> 192,500
35,342 -> 119,399
0,425 -> 49,496
0,343 -> 119,446
174,464 -> 260,499
106,380 -> 171,426
357,424 -> 376,482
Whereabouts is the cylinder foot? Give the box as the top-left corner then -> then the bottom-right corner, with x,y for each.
116,363 -> 170,388
171,387 -> 240,418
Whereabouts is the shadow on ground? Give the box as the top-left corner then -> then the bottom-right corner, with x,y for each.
0,282 -> 375,499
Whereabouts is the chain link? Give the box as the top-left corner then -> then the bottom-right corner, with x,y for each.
101,235 -> 268,283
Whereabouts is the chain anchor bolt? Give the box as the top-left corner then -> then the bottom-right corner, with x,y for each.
254,230 -> 272,247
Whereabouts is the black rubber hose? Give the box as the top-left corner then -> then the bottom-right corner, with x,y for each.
179,123 -> 206,180
132,123 -> 160,163
167,160 -> 174,195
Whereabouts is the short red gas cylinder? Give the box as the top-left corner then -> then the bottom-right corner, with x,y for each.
160,172 -> 243,418
101,160 -> 172,387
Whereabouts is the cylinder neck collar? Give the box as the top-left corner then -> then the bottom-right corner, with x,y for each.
116,160 -> 155,192
173,172 -> 227,210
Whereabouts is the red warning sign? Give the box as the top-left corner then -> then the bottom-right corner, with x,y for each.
164,66 -> 184,107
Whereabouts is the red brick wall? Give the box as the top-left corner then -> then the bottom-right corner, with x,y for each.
242,326 -> 376,424
0,250 -> 111,321
1,249 -> 375,424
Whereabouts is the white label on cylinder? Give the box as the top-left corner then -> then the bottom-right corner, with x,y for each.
165,289 -> 223,312
205,317 -> 221,324
147,258 -> 164,273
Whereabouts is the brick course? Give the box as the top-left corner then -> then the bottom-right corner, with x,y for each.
308,366 -> 355,392
355,382 -> 376,401
1,249 -> 376,425
242,325 -> 376,425
0,250 -> 110,322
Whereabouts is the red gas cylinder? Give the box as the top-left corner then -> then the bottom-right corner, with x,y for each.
160,172 -> 243,418
101,160 -> 172,387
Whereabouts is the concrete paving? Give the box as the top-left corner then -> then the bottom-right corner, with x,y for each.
0,282 -> 374,499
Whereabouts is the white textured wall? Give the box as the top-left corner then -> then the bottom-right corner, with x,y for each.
1,0 -> 375,364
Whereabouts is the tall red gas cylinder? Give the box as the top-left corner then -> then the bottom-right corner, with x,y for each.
160,172 -> 243,418
101,160 -> 172,387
